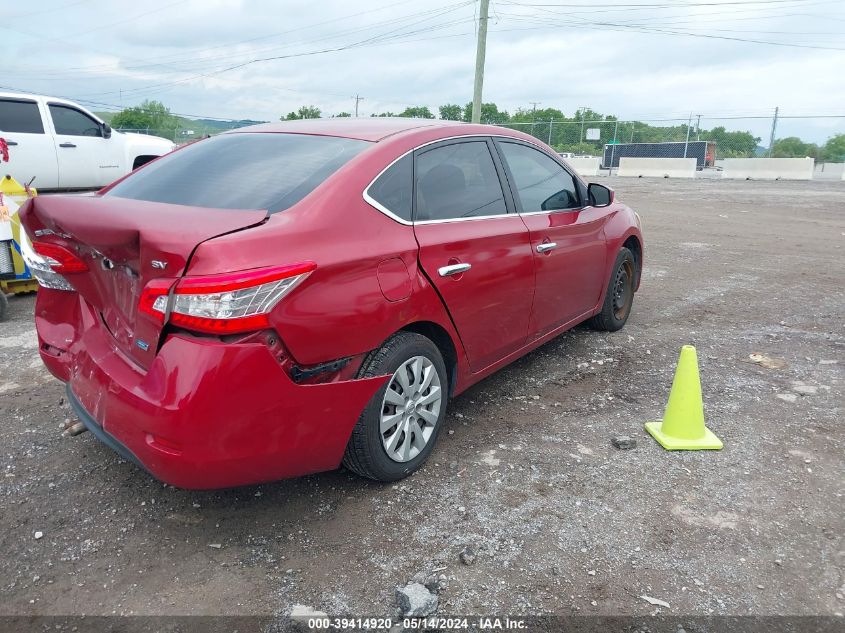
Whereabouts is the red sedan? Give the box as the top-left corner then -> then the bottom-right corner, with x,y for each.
20,118 -> 643,489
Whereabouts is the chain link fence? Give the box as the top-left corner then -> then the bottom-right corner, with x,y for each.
498,115 -> 845,171
115,114 -> 845,172
114,125 -> 253,144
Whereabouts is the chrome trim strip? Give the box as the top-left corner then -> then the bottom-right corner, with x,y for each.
438,263 -> 472,277
519,208 -> 582,216
361,187 -> 413,225
361,133 -> 551,226
417,213 -> 514,225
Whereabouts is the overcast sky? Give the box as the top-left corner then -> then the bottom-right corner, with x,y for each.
2,0 -> 844,143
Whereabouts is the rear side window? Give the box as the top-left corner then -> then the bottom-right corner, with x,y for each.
498,142 -> 581,212
0,99 -> 44,134
49,105 -> 102,137
367,154 -> 413,222
106,133 -> 369,213
415,141 -> 507,222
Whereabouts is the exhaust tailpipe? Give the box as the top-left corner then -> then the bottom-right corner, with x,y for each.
61,418 -> 88,437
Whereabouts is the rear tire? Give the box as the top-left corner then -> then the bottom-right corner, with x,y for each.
588,247 -> 636,332
0,292 -> 7,321
342,332 -> 448,482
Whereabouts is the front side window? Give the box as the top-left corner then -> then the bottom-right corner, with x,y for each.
106,132 -> 369,213
0,99 -> 44,134
415,141 -> 507,222
49,104 -> 103,137
367,154 -> 413,222
498,142 -> 580,212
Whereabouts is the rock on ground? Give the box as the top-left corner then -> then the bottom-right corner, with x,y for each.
396,582 -> 438,617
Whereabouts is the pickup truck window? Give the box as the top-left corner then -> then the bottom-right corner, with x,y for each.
0,99 -> 45,134
106,132 -> 369,213
48,104 -> 102,137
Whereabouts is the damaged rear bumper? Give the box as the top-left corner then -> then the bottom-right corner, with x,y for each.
41,293 -> 387,489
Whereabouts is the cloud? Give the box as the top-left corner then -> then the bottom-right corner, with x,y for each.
1,0 -> 843,141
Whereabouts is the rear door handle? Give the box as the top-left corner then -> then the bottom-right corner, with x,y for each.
59,142 -> 77,148
5,140 -> 18,146
438,263 -> 471,277
536,242 -> 558,253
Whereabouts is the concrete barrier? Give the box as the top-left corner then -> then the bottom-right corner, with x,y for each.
565,157 -> 601,177
617,157 -> 696,178
721,157 -> 814,180
814,162 -> 845,181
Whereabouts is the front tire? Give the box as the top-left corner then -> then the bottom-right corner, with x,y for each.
342,332 -> 448,482
588,247 -> 636,332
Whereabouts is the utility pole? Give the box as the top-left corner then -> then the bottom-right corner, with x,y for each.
353,94 -> 364,118
695,113 -> 702,141
610,119 -> 619,174
683,113 -> 692,158
768,106 -> 779,157
579,106 -> 588,143
471,0 -> 490,124
529,101 -> 540,136
548,118 -> 554,145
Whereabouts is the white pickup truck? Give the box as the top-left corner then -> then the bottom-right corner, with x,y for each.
0,91 -> 175,190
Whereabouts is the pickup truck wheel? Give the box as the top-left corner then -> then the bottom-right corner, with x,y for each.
588,247 -> 636,332
132,155 -> 158,170
342,332 -> 448,482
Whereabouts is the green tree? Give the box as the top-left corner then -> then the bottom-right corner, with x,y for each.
439,104 -> 462,120
283,105 -> 321,120
702,126 -> 760,158
461,102 -> 509,124
398,106 -> 434,119
333,112 -> 352,118
772,137 -> 818,158
509,107 -> 566,123
821,134 -> 845,162
111,100 -> 178,134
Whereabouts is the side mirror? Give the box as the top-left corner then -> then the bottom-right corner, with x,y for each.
588,183 -> 614,207
101,123 -> 112,139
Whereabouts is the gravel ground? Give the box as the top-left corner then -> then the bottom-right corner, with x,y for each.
1,178 -> 843,621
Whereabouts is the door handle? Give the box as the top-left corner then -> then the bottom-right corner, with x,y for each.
438,263 -> 471,277
5,140 -> 18,146
536,242 -> 558,253
59,142 -> 77,148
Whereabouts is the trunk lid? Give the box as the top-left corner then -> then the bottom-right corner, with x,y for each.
21,195 -> 268,369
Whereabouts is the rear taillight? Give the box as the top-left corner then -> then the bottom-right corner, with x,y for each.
32,242 -> 88,273
23,239 -> 86,291
139,262 -> 315,335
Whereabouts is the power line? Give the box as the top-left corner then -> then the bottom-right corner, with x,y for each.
6,0 -> 473,77
502,0 -> 828,8
78,15 -> 475,102
6,0 -> 96,19
493,6 -> 845,51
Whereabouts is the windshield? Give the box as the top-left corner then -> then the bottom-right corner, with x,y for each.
106,132 -> 369,213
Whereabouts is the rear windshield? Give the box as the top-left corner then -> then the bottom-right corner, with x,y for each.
106,132 -> 369,213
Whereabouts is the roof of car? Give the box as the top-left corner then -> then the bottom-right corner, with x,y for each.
0,90 -> 80,107
226,117 -> 466,142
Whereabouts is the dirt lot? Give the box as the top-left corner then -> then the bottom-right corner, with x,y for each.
1,178 -> 843,622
